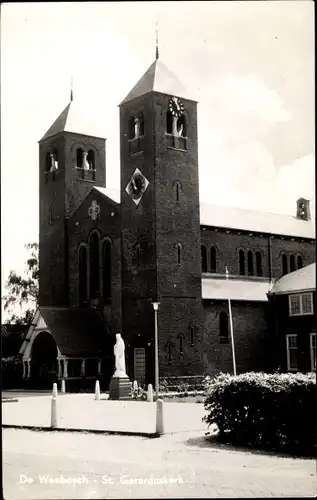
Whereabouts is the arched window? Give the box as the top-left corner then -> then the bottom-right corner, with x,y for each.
297,255 -> 303,269
166,110 -> 173,134
128,116 -> 135,139
87,150 -> 95,170
176,115 -> 187,137
201,245 -> 207,273
210,246 -> 216,272
168,342 -> 172,365
45,152 -> 51,172
76,148 -> 84,168
282,253 -> 288,275
239,250 -> 245,275
136,244 -> 141,268
103,239 -> 111,301
176,243 -> 182,265
79,246 -> 87,307
219,311 -> 229,344
247,251 -> 254,276
89,232 -> 100,298
256,251 -> 262,277
48,206 -> 53,226
190,326 -> 195,346
174,181 -> 182,204
290,254 -> 296,272
179,335 -> 183,355
138,113 -> 144,136
45,149 -> 58,172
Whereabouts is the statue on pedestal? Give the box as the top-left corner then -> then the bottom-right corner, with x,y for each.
113,333 -> 127,378
109,333 -> 131,400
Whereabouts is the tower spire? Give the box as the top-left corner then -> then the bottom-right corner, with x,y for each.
155,26 -> 159,60
70,76 -> 74,102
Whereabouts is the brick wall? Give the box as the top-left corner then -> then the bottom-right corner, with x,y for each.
68,189 -> 121,333
39,131 -> 106,307
201,228 -> 315,279
203,300 -> 272,375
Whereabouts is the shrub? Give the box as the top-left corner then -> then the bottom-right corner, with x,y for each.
159,379 -> 169,393
204,372 -> 316,456
131,386 -> 147,401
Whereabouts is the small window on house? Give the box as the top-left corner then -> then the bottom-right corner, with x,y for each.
286,334 -> 298,371
210,246 -> 216,272
310,333 -> 316,372
79,246 -> 88,307
289,293 -> 313,316
247,250 -> 254,276
256,251 -> 262,276
103,239 -> 111,301
289,294 -> 301,316
190,326 -> 195,346
201,245 -> 207,273
87,150 -> 95,170
302,293 -> 313,314
177,243 -> 182,265
290,254 -> 296,272
282,253 -> 288,275
89,232 -> 100,299
239,250 -> 245,275
297,255 -> 303,269
77,148 -> 84,168
219,311 -> 229,344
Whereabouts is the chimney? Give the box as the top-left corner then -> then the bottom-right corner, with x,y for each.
296,198 -> 311,221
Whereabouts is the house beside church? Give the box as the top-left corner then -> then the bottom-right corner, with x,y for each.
18,52 -> 315,388
268,263 -> 316,373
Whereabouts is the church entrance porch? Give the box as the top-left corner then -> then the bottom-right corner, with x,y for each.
29,331 -> 58,389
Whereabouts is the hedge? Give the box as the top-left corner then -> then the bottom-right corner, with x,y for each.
203,372 -> 316,456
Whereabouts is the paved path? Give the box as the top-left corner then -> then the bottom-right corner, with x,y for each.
2,394 -> 207,434
3,428 -> 316,499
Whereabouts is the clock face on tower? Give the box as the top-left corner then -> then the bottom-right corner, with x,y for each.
169,96 -> 184,118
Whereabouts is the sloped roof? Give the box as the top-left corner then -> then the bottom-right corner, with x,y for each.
269,263 -> 316,295
39,307 -> 111,357
200,202 -> 315,239
202,276 -> 271,302
88,188 -> 314,239
94,186 -> 121,204
121,59 -> 190,104
40,100 -> 106,142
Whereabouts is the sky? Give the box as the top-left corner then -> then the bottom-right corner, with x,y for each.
1,1 -> 315,317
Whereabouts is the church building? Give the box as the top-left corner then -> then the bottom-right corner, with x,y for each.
19,51 -> 315,389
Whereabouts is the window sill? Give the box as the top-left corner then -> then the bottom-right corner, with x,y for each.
289,312 -> 314,317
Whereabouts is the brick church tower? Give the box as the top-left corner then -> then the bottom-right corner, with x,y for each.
38,94 -> 106,307
119,51 -> 204,384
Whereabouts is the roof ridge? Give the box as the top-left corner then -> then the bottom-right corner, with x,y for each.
200,200 -> 314,221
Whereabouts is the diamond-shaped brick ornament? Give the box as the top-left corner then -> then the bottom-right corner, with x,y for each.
125,168 -> 149,206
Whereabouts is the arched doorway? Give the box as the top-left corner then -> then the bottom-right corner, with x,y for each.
31,331 -> 58,388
